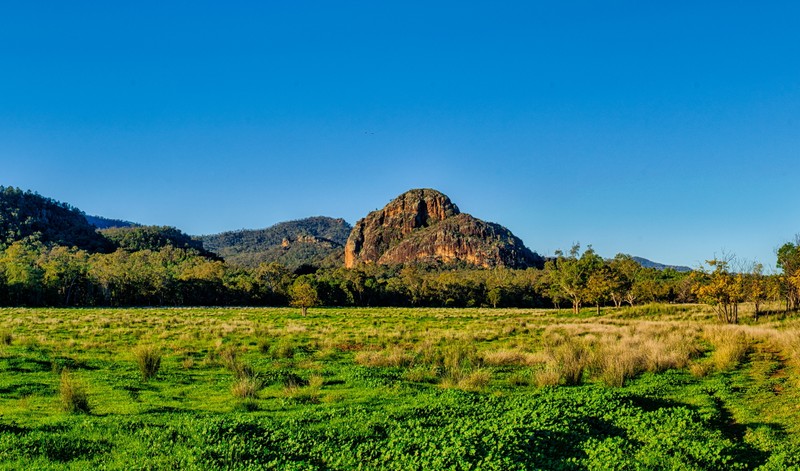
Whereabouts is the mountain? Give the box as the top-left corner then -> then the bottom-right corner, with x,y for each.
632,256 -> 691,272
85,215 -> 139,229
345,189 -> 543,269
199,216 -> 352,269
0,186 -> 112,252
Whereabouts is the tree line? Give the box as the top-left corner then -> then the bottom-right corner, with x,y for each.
4,235 -> 799,321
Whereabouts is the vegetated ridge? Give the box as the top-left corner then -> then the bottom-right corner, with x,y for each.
85,215 -> 139,229
199,216 -> 352,269
101,225 -> 218,259
0,186 -> 112,252
632,256 -> 691,272
345,188 -> 543,269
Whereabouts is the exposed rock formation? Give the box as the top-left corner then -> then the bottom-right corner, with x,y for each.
344,189 -> 542,269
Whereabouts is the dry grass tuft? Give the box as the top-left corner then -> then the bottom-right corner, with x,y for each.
481,349 -> 536,367
60,369 -> 90,414
704,326 -> 750,371
218,345 -> 255,379
132,345 -> 162,381
354,346 -> 414,368
537,338 -> 588,386
456,369 -> 491,391
231,375 -> 262,399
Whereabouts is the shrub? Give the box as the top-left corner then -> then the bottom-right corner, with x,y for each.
60,370 -> 90,414
133,345 -> 162,381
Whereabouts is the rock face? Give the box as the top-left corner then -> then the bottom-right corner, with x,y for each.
344,189 -> 542,269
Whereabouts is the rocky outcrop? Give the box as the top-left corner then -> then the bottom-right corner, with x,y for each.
344,189 -> 542,269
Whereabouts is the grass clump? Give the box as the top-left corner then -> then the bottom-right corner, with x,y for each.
219,345 -> 255,379
456,369 -> 492,391
60,369 -> 90,414
537,337 -> 588,386
231,375 -> 262,400
0,329 -> 12,346
268,339 -> 296,359
355,346 -> 414,368
133,345 -> 162,381
705,327 -> 750,371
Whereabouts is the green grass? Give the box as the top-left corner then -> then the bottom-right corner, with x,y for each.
1,305 -> 799,469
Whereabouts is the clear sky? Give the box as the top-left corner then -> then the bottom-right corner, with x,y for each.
2,2 -> 799,269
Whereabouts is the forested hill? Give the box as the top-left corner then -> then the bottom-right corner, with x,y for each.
199,217 -> 352,269
101,226 -> 218,259
85,215 -> 139,229
0,186 -> 112,252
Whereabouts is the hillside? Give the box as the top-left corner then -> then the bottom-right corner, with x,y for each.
0,186 -> 112,252
101,225 -> 218,258
199,216 -> 352,269
345,189 -> 543,269
85,215 -> 139,229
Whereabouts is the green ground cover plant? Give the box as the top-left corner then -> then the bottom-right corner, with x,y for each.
1,304 -> 799,469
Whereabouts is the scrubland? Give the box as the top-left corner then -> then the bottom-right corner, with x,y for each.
1,304 -> 799,469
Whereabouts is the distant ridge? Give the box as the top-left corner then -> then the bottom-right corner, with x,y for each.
85,215 -> 140,229
632,256 -> 691,272
199,216 -> 352,269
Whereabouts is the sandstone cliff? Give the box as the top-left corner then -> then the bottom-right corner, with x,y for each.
344,189 -> 542,269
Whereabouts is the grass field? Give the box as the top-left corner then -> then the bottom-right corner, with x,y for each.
1,304 -> 800,470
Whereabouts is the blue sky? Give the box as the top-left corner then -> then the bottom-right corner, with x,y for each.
2,2 -> 799,268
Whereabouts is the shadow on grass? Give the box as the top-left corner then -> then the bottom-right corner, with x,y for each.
0,381 -> 54,398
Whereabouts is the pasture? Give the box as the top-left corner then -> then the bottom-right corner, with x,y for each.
1,305 -> 799,469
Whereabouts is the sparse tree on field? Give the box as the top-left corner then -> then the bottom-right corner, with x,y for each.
546,244 -> 604,314
586,267 -> 614,315
776,238 -> 800,312
745,263 -> 767,320
290,276 -> 319,316
608,254 -> 640,308
694,256 -> 745,324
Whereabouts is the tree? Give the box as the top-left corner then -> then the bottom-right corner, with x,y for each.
608,254 -> 640,308
776,238 -> 800,312
586,267 -> 613,315
39,245 -> 90,306
745,263 -> 767,320
486,267 -> 512,308
290,276 -> 319,316
694,257 -> 744,324
545,244 -> 604,314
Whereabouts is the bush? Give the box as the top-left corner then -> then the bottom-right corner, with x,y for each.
60,370 -> 90,414
133,345 -> 162,381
